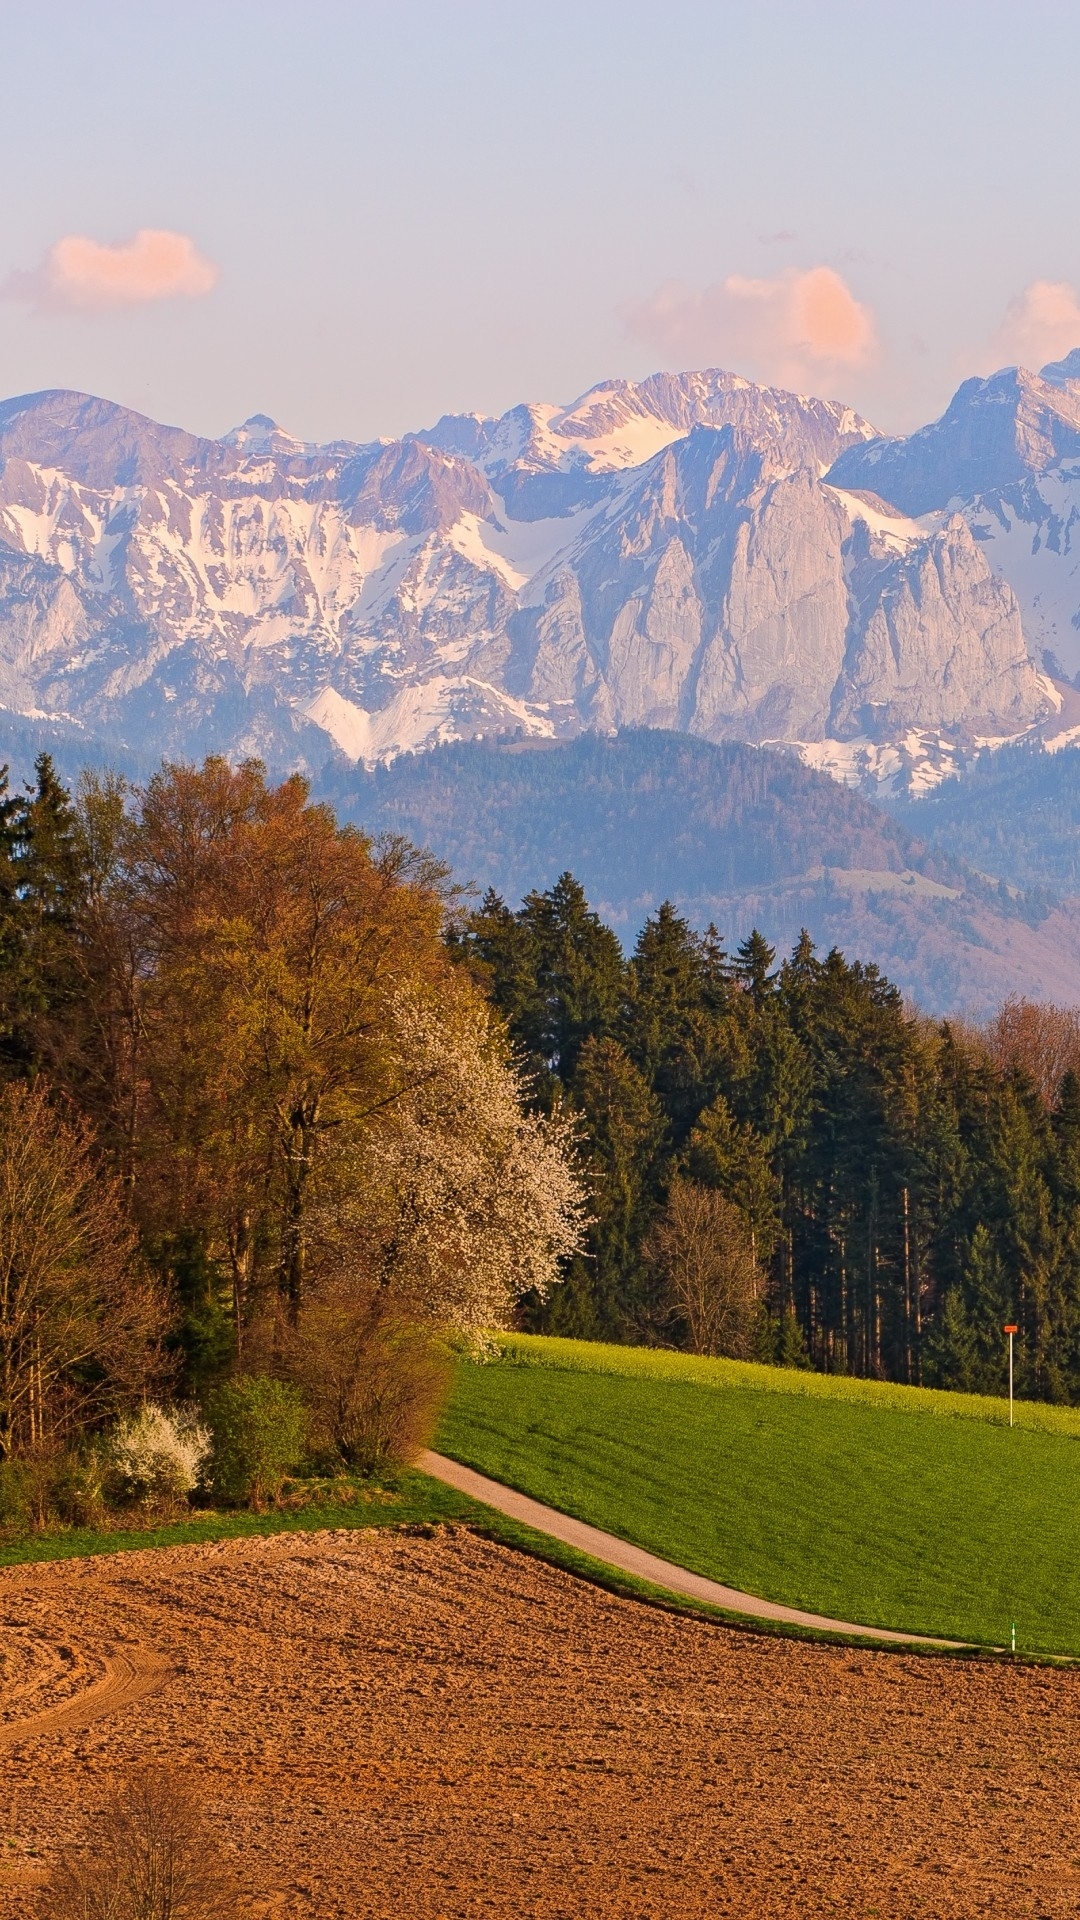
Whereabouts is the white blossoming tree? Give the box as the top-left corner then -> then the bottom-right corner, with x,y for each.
314,992 -> 588,1331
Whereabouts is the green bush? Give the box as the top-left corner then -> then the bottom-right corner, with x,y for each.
49,1453 -> 107,1527
205,1376 -> 307,1509
0,1452 -> 105,1533
0,1459 -> 35,1533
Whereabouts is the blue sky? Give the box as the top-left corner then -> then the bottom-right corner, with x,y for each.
1,0 -> 1078,442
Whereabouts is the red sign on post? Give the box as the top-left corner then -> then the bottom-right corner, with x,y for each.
1004,1324 -> 1018,1427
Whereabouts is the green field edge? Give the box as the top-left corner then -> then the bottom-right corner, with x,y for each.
0,1473 -> 475,1568
3,1467 -> 1046,1663
484,1332 -> 1080,1437
428,1433 -> 1036,1659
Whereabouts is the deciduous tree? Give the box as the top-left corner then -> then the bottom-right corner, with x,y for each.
648,1177 -> 760,1358
0,1081 -> 165,1459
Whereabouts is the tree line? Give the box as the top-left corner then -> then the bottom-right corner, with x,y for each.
0,756 -> 583,1474
455,874 -> 1080,1402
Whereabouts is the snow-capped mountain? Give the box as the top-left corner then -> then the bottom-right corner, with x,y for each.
0,360 -> 1075,785
829,356 -> 1080,770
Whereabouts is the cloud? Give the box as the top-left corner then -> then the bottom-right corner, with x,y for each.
974,280 -> 1080,374
624,265 -> 877,391
2,228 -> 217,313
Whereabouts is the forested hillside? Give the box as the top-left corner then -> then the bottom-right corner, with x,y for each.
892,740 -> 1080,893
323,732 -> 1080,1013
6,748 -> 1080,1451
454,874 -> 1080,1403
324,730 -> 940,899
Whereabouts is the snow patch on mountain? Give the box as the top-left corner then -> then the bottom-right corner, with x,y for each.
444,504 -> 605,592
303,676 -> 554,765
823,485 -> 941,551
966,466 -> 1080,676
794,732 -> 965,798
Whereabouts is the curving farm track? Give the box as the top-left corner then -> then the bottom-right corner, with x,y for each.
0,1641 -> 172,1751
421,1450 -> 972,1646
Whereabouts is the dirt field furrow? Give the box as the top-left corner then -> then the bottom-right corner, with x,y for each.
0,1527 -> 1075,1918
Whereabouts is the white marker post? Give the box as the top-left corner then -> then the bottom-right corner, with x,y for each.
1004,1322 -> 1018,1428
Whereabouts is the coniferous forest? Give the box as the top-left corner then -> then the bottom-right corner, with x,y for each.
456,874 -> 1080,1403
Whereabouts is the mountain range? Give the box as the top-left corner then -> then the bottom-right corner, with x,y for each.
2,355 -> 1080,790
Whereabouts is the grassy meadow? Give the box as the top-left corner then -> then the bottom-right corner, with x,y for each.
437,1336 -> 1080,1655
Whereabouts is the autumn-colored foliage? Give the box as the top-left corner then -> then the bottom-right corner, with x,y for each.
0,1080 -> 166,1461
70,758 -> 585,1353
284,1289 -> 451,1473
981,995 -> 1080,1106
647,1177 -> 760,1358
0,754 -> 587,1474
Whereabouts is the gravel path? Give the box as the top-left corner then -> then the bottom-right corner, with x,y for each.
421,1450 -> 971,1647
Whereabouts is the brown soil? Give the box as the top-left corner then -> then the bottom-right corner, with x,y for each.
0,1526 -> 1075,1919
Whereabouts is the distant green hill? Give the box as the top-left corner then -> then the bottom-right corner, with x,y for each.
6,722 -> 1080,1012
892,739 -> 1080,895
321,729 -> 957,908
318,731 -> 1080,1013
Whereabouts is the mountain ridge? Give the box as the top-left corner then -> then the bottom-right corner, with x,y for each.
1,360 -> 1075,791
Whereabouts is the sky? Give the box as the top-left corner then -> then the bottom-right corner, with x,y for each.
1,0 -> 1079,445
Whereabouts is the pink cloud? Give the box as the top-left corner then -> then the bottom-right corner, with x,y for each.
625,265 -> 877,391
972,280 -> 1080,375
3,228 -> 217,313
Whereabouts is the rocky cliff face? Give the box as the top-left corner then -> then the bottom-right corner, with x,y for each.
0,367 -> 1067,782
828,360 -> 1080,709
507,428 -> 1044,755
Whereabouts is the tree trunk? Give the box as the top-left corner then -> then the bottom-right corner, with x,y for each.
902,1185 -> 912,1384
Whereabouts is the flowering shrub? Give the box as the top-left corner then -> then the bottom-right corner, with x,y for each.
105,1403 -> 211,1505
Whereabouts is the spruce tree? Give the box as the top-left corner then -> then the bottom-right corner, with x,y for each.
684,1094 -> 781,1267
623,902 -> 729,1143
0,755 -> 87,1076
566,1035 -> 667,1336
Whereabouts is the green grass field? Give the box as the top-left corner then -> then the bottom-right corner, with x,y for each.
436,1336 -> 1080,1655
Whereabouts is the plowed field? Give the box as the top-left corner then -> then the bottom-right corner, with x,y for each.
0,1526 -> 1075,1918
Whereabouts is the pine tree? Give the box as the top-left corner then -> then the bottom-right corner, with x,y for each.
456,874 -> 625,1098
684,1094 -> 781,1268
923,1286 -> 982,1392
567,1036 -> 666,1336
775,1311 -> 811,1370
622,902 -> 729,1143
732,930 -> 777,1010
0,754 -> 87,1076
